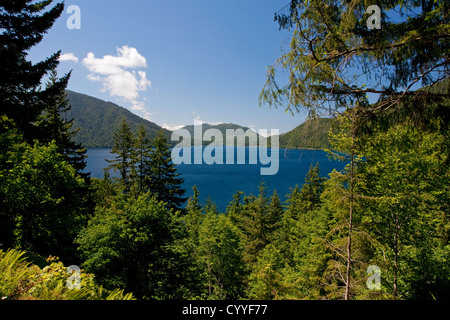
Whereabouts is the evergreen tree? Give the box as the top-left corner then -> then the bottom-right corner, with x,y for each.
326,111 -> 365,300
107,119 -> 136,193
147,129 -> 187,211
185,186 -> 203,244
266,190 -> 284,243
226,191 -> 244,227
197,207 -> 246,299
358,121 -> 450,299
0,0 -> 70,141
133,124 -> 152,194
298,163 -> 326,212
35,69 -> 89,180
260,0 -> 448,123
239,183 -> 270,266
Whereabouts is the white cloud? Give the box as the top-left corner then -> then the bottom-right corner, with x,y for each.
192,114 -> 224,126
82,46 -> 151,115
162,123 -> 185,131
59,53 -> 79,63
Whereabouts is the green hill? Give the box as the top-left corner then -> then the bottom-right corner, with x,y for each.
179,123 -> 263,146
279,118 -> 332,150
65,90 -> 171,148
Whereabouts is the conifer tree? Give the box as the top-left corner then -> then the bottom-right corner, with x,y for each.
0,0 -> 69,141
185,186 -> 203,244
147,129 -> 187,211
132,125 -> 153,195
298,163 -> 326,212
35,69 -> 89,180
266,190 -> 284,243
107,119 -> 136,193
261,0 -> 448,122
239,183 -> 270,266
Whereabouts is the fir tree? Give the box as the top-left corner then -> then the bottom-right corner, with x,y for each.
107,119 -> 136,193
147,129 -> 187,211
35,69 -> 89,180
0,0 -> 69,141
133,125 -> 152,194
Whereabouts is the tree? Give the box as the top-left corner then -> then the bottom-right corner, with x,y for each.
35,69 -> 89,180
0,140 -> 86,262
325,111 -> 366,300
238,183 -> 271,266
0,0 -> 70,141
298,163 -> 326,212
260,0 -> 449,123
147,129 -> 187,210
358,121 -> 450,299
133,124 -> 152,194
266,190 -> 284,243
77,194 -> 175,299
197,207 -> 246,299
107,119 -> 136,193
184,186 -> 203,244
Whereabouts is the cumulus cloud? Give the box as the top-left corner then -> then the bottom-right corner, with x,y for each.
162,123 -> 185,131
59,52 -> 79,63
82,46 -> 151,113
192,114 -> 224,126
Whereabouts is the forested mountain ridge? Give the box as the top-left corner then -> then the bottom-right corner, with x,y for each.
65,90 -> 332,150
180,123 -> 265,146
279,118 -> 332,150
65,90 -> 171,148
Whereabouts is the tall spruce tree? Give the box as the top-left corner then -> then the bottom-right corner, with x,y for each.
35,69 -> 89,180
133,124 -> 152,194
107,119 -> 136,193
0,0 -> 69,141
147,129 -> 187,211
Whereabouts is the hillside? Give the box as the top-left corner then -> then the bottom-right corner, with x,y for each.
64,90 -> 332,149
179,123 -> 263,146
65,90 -> 171,148
279,118 -> 332,150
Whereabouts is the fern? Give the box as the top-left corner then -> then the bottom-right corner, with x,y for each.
0,249 -> 32,299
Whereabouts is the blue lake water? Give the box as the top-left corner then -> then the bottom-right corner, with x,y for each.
85,147 -> 347,212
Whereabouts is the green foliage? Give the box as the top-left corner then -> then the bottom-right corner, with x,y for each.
0,0 -> 69,142
0,248 -> 134,300
0,139 -> 87,261
197,208 -> 246,299
107,118 -> 136,192
261,0 -> 449,121
146,129 -> 187,210
279,118 -> 332,150
65,90 -> 171,148
76,194 -> 176,299
358,121 -> 450,299
35,70 -> 89,181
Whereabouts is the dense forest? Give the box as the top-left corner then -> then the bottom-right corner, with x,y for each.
65,90 -> 171,148
1,0 -> 449,301
66,90 -> 317,149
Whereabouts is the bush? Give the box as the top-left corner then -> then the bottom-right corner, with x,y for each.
0,248 -> 134,300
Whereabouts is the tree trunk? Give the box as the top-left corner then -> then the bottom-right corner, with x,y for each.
345,129 -> 356,300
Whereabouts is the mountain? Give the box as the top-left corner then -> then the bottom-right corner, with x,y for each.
279,118 -> 332,150
64,90 -> 331,150
178,123 -> 264,147
65,90 -> 171,148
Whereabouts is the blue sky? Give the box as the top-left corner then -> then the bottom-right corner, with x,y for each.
28,0 -> 306,134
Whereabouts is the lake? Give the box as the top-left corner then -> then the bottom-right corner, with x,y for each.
85,147 -> 347,212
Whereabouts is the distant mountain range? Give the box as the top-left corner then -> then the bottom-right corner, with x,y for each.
65,90 -> 331,149
65,91 -> 171,148
178,123 -> 264,147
